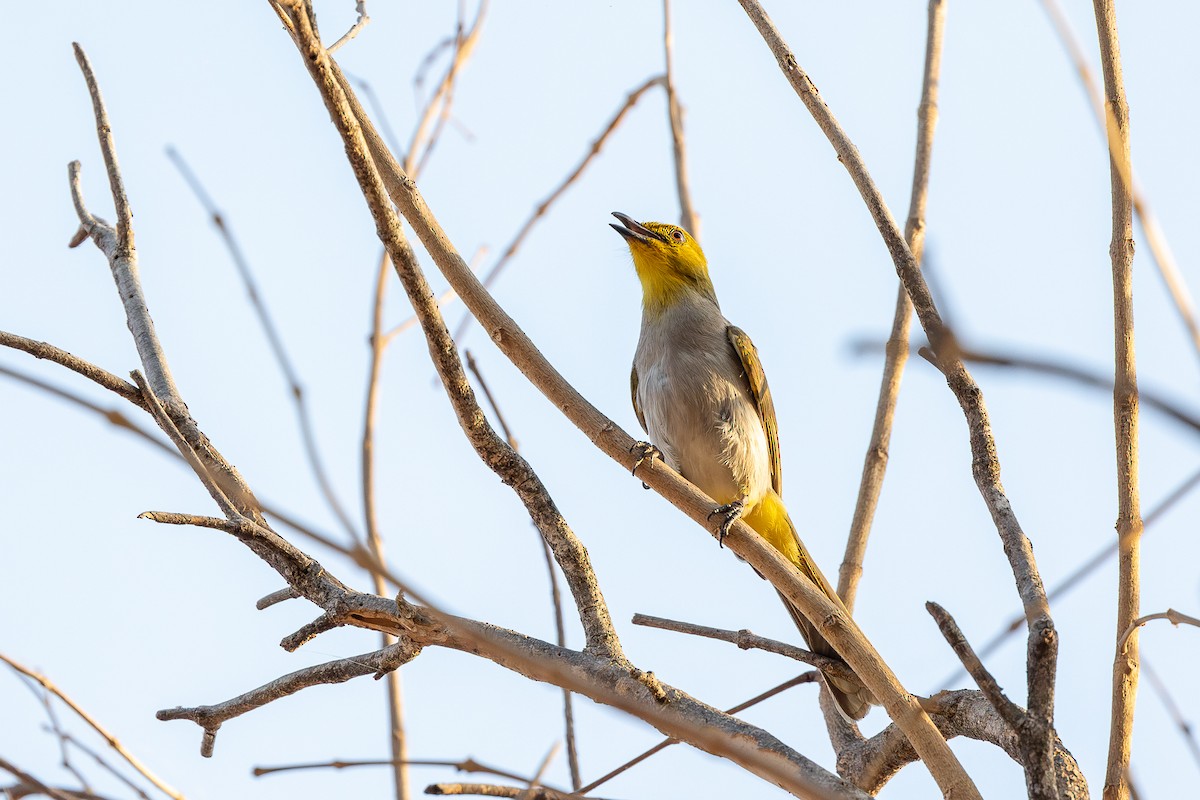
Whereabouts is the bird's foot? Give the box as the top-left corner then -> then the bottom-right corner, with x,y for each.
630,441 -> 662,488
708,498 -> 747,548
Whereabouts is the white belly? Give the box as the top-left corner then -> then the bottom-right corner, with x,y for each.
634,303 -> 773,507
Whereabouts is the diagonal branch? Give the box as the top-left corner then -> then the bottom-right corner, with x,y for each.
281,5 -> 978,792
452,74 -> 666,343
735,3 -> 1059,796
166,146 -> 360,542
0,654 -> 185,800
632,613 -> 857,681
662,0 -> 699,238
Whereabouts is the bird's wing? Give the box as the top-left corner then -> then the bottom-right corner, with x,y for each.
630,364 -> 648,433
727,326 -> 782,495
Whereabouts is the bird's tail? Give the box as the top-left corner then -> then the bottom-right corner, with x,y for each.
745,490 -> 874,721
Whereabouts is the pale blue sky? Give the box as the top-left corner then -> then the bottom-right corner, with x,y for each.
3,2 -> 1199,798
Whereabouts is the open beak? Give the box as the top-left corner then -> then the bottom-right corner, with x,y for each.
610,212 -> 667,245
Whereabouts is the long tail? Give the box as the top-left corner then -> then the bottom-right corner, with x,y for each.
744,489 -> 874,721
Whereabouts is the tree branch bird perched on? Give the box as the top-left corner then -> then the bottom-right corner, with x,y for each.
611,211 -> 874,721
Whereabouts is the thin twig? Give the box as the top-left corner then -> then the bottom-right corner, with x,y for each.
55,730 -> 154,800
360,243 -> 413,800
925,603 -> 1024,731
662,0 -> 698,238
451,74 -> 666,344
19,680 -> 92,793
405,1 -> 485,173
838,0 -> 945,612
166,145 -> 360,542
157,641 -> 420,758
269,6 -> 869,795
462,351 -> 580,785
937,463 -> 1200,689
631,613 -> 857,681
329,7 -> 963,789
0,332 -> 141,405
0,758 -> 80,800
424,785 -> 596,800
575,673 -> 818,795
0,654 -> 186,800
1141,657 -> 1200,772
254,757 -> 534,786
69,46 -> 265,523
1117,608 -> 1200,653
326,0 -> 369,54
1090,3 -> 1142,799
1041,0 -> 1200,368
383,247 -> 485,345
464,351 -> 516,449
72,44 -> 132,250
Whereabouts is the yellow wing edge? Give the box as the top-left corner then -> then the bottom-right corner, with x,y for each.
630,364 -> 648,433
727,325 -> 782,495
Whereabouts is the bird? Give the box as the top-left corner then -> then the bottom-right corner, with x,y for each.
611,211 -> 873,721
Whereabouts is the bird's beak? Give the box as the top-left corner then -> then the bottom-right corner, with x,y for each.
610,212 -> 667,245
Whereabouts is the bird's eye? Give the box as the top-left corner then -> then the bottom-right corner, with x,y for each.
670,229 -> 685,243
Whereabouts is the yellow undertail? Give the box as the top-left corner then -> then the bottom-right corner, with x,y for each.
744,490 -> 874,721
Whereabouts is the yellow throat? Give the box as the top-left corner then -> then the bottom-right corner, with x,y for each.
611,212 -> 716,312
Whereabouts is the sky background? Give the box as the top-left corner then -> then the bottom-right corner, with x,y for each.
3,1 -> 1200,798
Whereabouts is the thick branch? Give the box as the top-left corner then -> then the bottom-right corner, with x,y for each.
271,2 -> 622,662
841,691 -> 1087,798
271,12 -> 979,797
736,3 -> 1062,796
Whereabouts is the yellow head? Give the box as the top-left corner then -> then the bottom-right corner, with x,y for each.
611,212 -> 716,312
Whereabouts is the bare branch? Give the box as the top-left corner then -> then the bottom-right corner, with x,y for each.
1117,608 -> 1200,653
0,654 -> 185,800
307,19 -> 965,798
255,756 -> 534,785
156,641 -> 420,757
839,0 -> 945,611
925,603 -> 1023,730
71,44 -> 132,250
68,48 -> 266,524
1088,2 -> 1142,798
662,0 -> 698,237
256,587 -> 300,610
424,785 -> 591,800
577,673 -> 817,794
166,145 -> 360,541
632,613 -> 857,681
1141,657 -> 1200,772
938,463 -> 1200,688
842,690 -> 1087,797
0,758 -> 81,800
452,74 -> 666,343
0,331 -> 142,406
735,3 -> 1060,795
1041,0 -> 1200,369
273,1 -> 623,664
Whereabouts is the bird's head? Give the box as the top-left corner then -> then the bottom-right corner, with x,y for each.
611,212 -> 715,312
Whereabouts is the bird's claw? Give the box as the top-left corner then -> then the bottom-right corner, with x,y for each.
630,441 -> 662,479
708,499 -> 747,548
